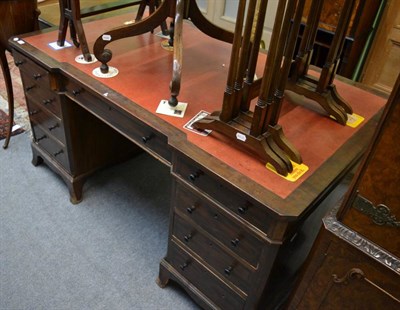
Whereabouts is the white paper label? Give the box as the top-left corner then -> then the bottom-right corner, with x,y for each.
236,132 -> 246,142
102,34 -> 112,41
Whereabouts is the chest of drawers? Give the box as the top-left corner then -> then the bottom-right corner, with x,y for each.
158,150 -> 295,309
13,49 -> 140,204
15,50 -> 71,170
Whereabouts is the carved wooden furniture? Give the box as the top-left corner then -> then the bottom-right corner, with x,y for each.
10,15 -> 386,309
287,0 -> 356,125
93,0 -> 233,79
57,0 -> 165,62
0,0 -> 39,149
192,0 -> 305,176
286,74 -> 400,309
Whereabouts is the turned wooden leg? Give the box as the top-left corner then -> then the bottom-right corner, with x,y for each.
0,48 -> 14,149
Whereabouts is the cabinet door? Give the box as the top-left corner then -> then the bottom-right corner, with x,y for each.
361,1 -> 400,94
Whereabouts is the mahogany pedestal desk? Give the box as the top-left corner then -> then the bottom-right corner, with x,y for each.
9,15 -> 386,309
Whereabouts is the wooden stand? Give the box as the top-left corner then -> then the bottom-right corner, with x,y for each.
287,0 -> 356,124
93,0 -> 233,104
193,0 -> 305,176
57,0 -> 163,62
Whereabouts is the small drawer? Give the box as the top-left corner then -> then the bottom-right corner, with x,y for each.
27,100 -> 65,144
63,80 -> 172,163
14,51 -> 53,89
25,85 -> 61,117
167,240 -> 245,309
32,125 -> 70,171
20,73 -> 61,118
174,181 -> 263,267
174,153 -> 274,235
173,214 -> 254,294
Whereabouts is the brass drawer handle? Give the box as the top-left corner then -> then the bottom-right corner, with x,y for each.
33,73 -> 42,80
42,98 -> 54,105
36,135 -> 47,142
186,206 -> 196,214
29,110 -> 39,116
142,133 -> 154,143
238,205 -> 249,215
231,238 -> 240,247
48,123 -> 59,131
15,60 -> 25,66
224,266 -> 233,275
184,233 -> 193,242
189,170 -> 203,181
179,261 -> 190,271
54,150 -> 63,157
72,89 -> 82,96
26,85 -> 36,91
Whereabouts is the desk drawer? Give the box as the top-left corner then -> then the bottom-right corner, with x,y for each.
173,214 -> 253,294
64,80 -> 171,163
174,154 -> 274,235
24,85 -> 61,117
32,124 -> 69,171
14,51 -> 53,89
174,181 -> 263,267
167,240 -> 245,309
27,100 -> 65,144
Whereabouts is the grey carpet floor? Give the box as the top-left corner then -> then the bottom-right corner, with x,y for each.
0,132 -> 199,310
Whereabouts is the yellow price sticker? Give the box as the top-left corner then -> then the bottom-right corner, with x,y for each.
266,161 -> 309,182
346,113 -> 364,128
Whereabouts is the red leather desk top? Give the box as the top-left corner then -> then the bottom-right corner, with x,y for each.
21,14 -> 385,199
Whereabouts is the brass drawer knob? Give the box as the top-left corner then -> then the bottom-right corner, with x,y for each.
238,205 -> 249,215
224,266 -> 233,275
186,206 -> 196,214
42,98 -> 54,105
184,233 -> 192,242
231,238 -> 240,247
179,261 -> 190,271
142,133 -> 154,143
72,89 -> 81,96
33,73 -> 42,80
189,170 -> 203,181
15,60 -> 25,66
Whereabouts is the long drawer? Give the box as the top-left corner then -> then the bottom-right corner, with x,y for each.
174,181 -> 264,268
172,214 -> 254,294
63,79 -> 172,164
174,153 -> 274,236
167,240 -> 246,309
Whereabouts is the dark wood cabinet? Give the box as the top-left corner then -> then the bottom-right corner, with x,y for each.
13,49 -> 139,203
287,74 -> 400,309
